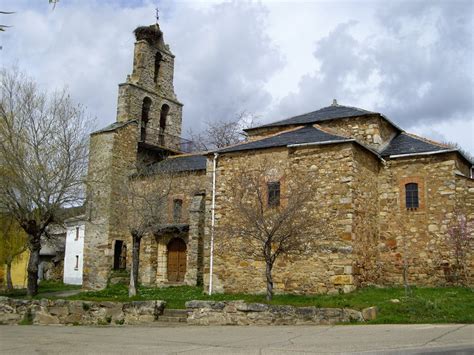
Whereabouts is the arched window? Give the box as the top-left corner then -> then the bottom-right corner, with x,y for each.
154,52 -> 162,83
140,97 -> 152,141
267,181 -> 280,207
405,183 -> 419,209
160,104 -> 170,131
173,199 -> 183,223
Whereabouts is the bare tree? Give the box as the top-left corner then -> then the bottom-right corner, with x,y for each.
442,209 -> 473,285
0,68 -> 90,296
0,213 -> 28,291
1,1 -> 58,32
443,141 -> 474,164
125,171 -> 173,297
352,206 -> 383,286
0,11 -> 14,32
217,159 -> 329,301
188,111 -> 260,151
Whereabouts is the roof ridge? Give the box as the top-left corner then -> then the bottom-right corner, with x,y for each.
91,119 -> 137,135
216,125 -> 305,152
167,152 -> 207,159
247,104 -> 378,131
402,132 -> 450,149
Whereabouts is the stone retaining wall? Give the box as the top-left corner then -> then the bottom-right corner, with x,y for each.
0,298 -> 376,326
186,300 -> 376,325
0,297 -> 165,326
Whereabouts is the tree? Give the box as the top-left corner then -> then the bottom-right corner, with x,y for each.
1,2 -> 58,32
442,209 -> 473,285
0,68 -> 90,296
217,159 -> 329,301
0,11 -> 14,32
188,111 -> 260,151
0,213 -> 28,291
352,203 -> 383,287
443,142 -> 474,165
125,171 -> 172,297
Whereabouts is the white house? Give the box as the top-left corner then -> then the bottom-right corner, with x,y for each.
63,216 -> 85,285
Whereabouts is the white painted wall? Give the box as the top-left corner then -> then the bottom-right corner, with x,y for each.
63,221 -> 85,285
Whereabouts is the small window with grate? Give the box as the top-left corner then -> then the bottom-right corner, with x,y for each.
173,199 -> 183,223
405,183 -> 419,209
267,181 -> 280,207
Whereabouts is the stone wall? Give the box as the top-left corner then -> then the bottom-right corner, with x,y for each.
0,297 -> 165,325
84,22 -> 188,290
186,300 -> 376,325
351,144 -> 381,286
130,170 -> 207,286
319,114 -> 398,151
0,298 -> 377,326
245,115 -> 398,152
116,24 -> 183,141
204,144 -> 361,295
377,153 -> 474,286
83,123 -> 138,290
117,84 -> 183,140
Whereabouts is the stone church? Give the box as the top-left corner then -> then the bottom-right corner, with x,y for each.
83,23 -> 473,294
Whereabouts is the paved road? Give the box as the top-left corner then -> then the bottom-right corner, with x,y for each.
0,324 -> 472,354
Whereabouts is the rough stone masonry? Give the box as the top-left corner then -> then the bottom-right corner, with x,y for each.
82,21 -> 473,295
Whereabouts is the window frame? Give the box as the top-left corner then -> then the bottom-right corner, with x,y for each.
267,181 -> 281,208
172,198 -> 183,223
405,182 -> 419,209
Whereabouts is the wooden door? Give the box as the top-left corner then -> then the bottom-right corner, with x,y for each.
167,238 -> 187,282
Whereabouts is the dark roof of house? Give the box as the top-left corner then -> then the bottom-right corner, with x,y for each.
218,125 -> 350,154
247,104 -> 377,131
381,133 -> 449,157
148,154 -> 207,173
56,205 -> 85,221
91,120 -> 137,135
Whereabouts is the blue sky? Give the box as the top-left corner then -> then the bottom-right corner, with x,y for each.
1,0 -> 473,154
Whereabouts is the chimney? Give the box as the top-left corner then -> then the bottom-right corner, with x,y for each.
332,99 -> 338,106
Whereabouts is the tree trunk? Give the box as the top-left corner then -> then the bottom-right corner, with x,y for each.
129,234 -> 141,297
265,260 -> 274,301
6,261 -> 13,292
26,235 -> 41,297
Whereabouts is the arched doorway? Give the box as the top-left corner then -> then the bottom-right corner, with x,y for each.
167,238 -> 186,282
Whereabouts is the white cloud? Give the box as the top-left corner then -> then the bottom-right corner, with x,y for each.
1,0 -> 472,154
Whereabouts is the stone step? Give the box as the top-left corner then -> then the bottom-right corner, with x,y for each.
162,309 -> 188,317
157,315 -> 187,323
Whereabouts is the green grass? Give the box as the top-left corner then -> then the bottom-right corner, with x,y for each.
0,280 -> 81,299
67,285 -> 474,323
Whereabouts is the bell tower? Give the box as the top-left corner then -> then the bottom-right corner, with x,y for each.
117,23 -> 183,144
83,22 -> 185,290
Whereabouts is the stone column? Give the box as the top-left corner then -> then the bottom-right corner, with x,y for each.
184,194 -> 205,286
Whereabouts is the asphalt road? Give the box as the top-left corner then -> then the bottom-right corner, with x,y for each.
0,324 -> 472,354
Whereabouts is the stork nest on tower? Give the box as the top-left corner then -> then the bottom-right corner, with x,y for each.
134,24 -> 163,44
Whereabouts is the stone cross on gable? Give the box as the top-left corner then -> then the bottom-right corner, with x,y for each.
155,8 -> 160,23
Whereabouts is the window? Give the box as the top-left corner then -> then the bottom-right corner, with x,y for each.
154,52 -> 162,83
74,226 -> 80,241
405,183 -> 419,209
141,97 -> 152,141
173,199 -> 183,223
267,181 -> 280,207
113,240 -> 126,270
160,104 -> 170,131
74,255 -> 79,270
